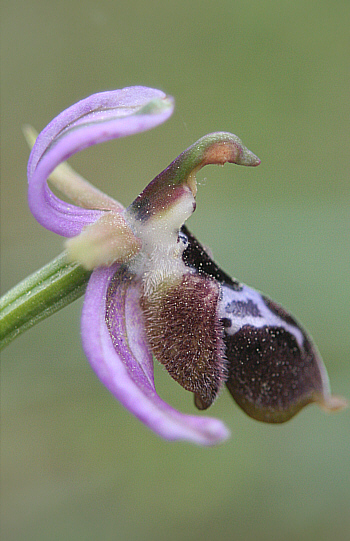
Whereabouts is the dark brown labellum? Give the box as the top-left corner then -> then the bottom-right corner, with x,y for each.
224,321 -> 326,423
181,227 -> 340,422
141,273 -> 227,409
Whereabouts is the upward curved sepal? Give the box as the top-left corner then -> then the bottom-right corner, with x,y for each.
27,87 -> 174,238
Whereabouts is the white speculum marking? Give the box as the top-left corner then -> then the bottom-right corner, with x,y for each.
218,284 -> 305,349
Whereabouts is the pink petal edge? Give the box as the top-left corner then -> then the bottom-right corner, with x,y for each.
81,265 -> 230,445
28,86 -> 174,238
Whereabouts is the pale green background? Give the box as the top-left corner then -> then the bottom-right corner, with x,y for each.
1,1 -> 349,540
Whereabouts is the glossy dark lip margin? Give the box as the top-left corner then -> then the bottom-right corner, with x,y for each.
181,225 -> 335,422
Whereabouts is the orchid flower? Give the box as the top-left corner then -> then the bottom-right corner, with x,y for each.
24,86 -> 346,445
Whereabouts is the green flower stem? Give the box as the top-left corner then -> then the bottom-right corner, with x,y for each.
0,253 -> 91,350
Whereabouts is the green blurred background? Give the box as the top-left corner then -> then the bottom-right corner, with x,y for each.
1,1 -> 349,540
